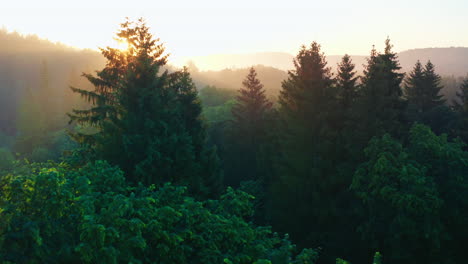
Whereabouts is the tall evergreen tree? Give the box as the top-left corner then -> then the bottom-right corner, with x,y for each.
453,78 -> 468,142
355,38 -> 405,144
272,42 -> 355,261
404,60 -> 424,104
232,67 -> 272,133
404,60 -> 450,132
226,67 -> 272,185
336,54 -> 358,108
421,61 -> 445,108
69,19 -> 221,197
453,78 -> 468,113
405,60 -> 445,113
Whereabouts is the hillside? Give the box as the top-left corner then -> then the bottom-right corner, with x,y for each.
0,30 -> 105,135
184,48 -> 468,77
189,64 -> 287,99
2,30 -> 468,135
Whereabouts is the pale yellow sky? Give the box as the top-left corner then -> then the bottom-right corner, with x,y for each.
2,0 -> 467,65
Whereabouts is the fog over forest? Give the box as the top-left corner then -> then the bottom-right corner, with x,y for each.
1,18 -> 468,264
1,29 -> 467,135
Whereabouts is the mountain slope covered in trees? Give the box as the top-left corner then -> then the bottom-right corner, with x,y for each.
1,21 -> 468,264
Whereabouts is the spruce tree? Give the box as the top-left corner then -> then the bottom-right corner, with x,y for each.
69,19 -> 221,197
355,38 -> 405,143
404,60 -> 449,131
336,54 -> 358,108
232,67 -> 272,137
404,60 -> 424,104
273,42 -> 349,259
225,67 -> 272,185
404,60 -> 425,122
453,78 -> 468,113
453,78 -> 468,141
405,60 -> 445,111
421,60 -> 445,109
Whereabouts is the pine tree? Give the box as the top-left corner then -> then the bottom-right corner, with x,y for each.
232,67 -> 272,136
355,38 -> 405,143
405,60 -> 445,113
453,78 -> 468,113
69,18 -> 221,196
404,60 -> 424,103
336,54 -> 358,108
453,78 -> 468,142
273,42 -> 347,256
225,67 -> 272,186
404,60 -> 449,131
421,61 -> 445,109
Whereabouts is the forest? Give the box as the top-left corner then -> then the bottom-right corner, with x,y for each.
1,18 -> 468,264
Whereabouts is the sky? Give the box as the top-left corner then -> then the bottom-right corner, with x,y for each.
2,0 -> 468,64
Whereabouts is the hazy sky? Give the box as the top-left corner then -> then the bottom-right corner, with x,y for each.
2,0 -> 467,62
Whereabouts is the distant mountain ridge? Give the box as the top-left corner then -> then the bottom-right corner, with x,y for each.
1,29 -> 468,134
183,48 -> 468,77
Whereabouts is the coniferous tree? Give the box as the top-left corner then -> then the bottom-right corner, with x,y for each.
226,67 -> 272,185
404,60 -> 425,123
404,60 -> 424,104
453,78 -> 468,142
336,54 -> 358,108
421,61 -> 445,109
453,78 -> 468,113
355,38 -> 405,145
277,42 -> 335,182
232,67 -> 272,133
336,54 -> 359,150
69,19 -> 221,197
404,60 -> 451,132
272,42 -> 353,261
405,60 -> 445,113
221,68 -> 274,222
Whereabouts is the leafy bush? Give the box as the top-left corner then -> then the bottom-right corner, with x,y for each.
351,124 -> 468,263
0,160 -> 317,264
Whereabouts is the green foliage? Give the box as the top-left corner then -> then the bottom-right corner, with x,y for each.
373,252 -> 382,264
352,124 -> 468,263
223,67 -> 273,187
272,42 -> 357,262
203,99 -> 236,123
68,19 -> 221,196
336,54 -> 358,109
453,78 -> 468,113
199,85 -> 237,124
0,160 -> 318,264
232,67 -> 272,128
404,60 -> 445,111
199,85 -> 237,108
452,78 -> 468,142
335,258 -> 350,264
3,20 -> 468,264
404,60 -> 447,131
354,38 -> 405,145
